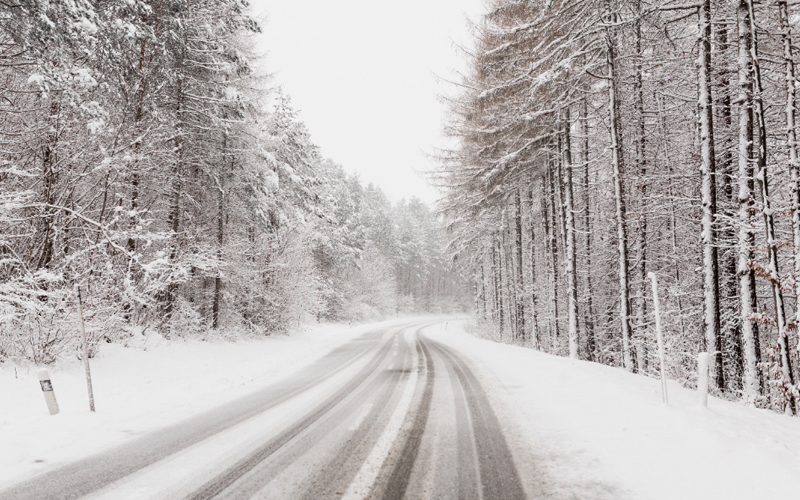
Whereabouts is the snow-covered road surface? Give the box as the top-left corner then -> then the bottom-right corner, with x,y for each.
0,322 -> 532,499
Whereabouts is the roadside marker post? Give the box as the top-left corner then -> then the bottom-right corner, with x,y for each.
697,352 -> 709,408
75,285 -> 96,412
648,272 -> 669,406
38,369 -> 59,415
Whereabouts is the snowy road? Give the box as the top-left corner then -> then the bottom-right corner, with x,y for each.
0,323 -> 529,499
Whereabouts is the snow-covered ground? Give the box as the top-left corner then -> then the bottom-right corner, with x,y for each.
0,318 -> 415,489
3,316 -> 799,499
423,321 -> 800,500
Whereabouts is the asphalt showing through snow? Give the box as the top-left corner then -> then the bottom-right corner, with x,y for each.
0,323 -> 529,499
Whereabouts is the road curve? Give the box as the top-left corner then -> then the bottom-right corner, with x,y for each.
0,323 -> 528,499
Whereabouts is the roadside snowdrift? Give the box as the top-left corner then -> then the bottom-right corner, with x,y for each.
423,321 -> 800,500
0,319 -> 392,488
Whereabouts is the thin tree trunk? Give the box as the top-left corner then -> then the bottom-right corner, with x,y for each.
165,70 -> 185,323
493,235 -> 504,336
527,189 -> 541,349
126,39 -> 152,256
480,261 -> 487,320
779,0 -> 800,407
544,164 -> 561,352
502,214 -> 516,340
633,0 -> 649,374
491,238 -> 498,325
37,141 -> 57,271
563,110 -> 579,359
581,97 -> 597,361
737,0 -> 762,405
556,134 -> 568,263
699,0 -> 723,390
212,183 -> 224,329
716,12 -> 744,395
212,134 -> 227,330
606,0 -> 633,370
515,190 -> 526,340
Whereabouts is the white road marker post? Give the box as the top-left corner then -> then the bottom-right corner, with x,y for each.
75,285 -> 95,412
648,272 -> 669,406
697,352 -> 709,408
37,369 -> 59,415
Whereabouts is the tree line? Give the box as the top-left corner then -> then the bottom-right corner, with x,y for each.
438,0 -> 800,415
0,0 -> 468,364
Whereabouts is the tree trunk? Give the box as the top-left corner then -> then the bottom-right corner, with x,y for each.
715,12 -> 744,395
493,234 -> 504,336
212,135 -> 227,330
37,142 -> 57,271
606,0 -> 634,370
563,110 -> 579,359
502,215 -> 516,340
633,0 -> 649,374
698,0 -> 723,390
165,71 -> 185,323
515,190 -> 526,340
779,0 -> 800,408
212,183 -> 224,329
737,0 -> 762,405
581,97 -> 597,361
527,189 -> 541,349
544,164 -> 561,352
478,260 -> 487,320
126,40 -> 151,256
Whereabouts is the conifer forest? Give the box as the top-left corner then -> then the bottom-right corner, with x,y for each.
0,1 -> 468,364
437,0 -> 800,415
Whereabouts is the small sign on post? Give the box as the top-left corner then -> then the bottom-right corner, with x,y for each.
75,285 -> 95,412
38,369 -> 59,415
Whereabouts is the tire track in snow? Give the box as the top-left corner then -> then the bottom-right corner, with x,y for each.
183,332 -> 399,500
379,336 -> 435,500
425,337 -> 526,500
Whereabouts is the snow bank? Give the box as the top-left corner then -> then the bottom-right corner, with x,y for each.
0,319 -> 405,488
424,321 -> 800,500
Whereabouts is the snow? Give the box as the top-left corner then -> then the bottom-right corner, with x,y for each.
73,68 -> 97,89
3,317 -> 800,498
86,118 -> 105,134
26,74 -> 44,86
77,19 -> 98,35
223,86 -> 239,101
0,320 -> 391,488
423,320 -> 800,500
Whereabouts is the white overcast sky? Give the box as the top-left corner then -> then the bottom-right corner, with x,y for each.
251,0 -> 487,204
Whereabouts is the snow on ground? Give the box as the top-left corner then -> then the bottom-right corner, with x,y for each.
423,320 -> 800,500
4,316 -> 800,499
0,317 -> 421,489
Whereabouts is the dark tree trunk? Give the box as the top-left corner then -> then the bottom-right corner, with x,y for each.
562,110 -> 579,358
544,164 -> 560,352
737,0 -> 762,404
606,0 -> 634,370
698,0 -> 723,390
515,190 -> 525,340
580,98 -> 597,361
